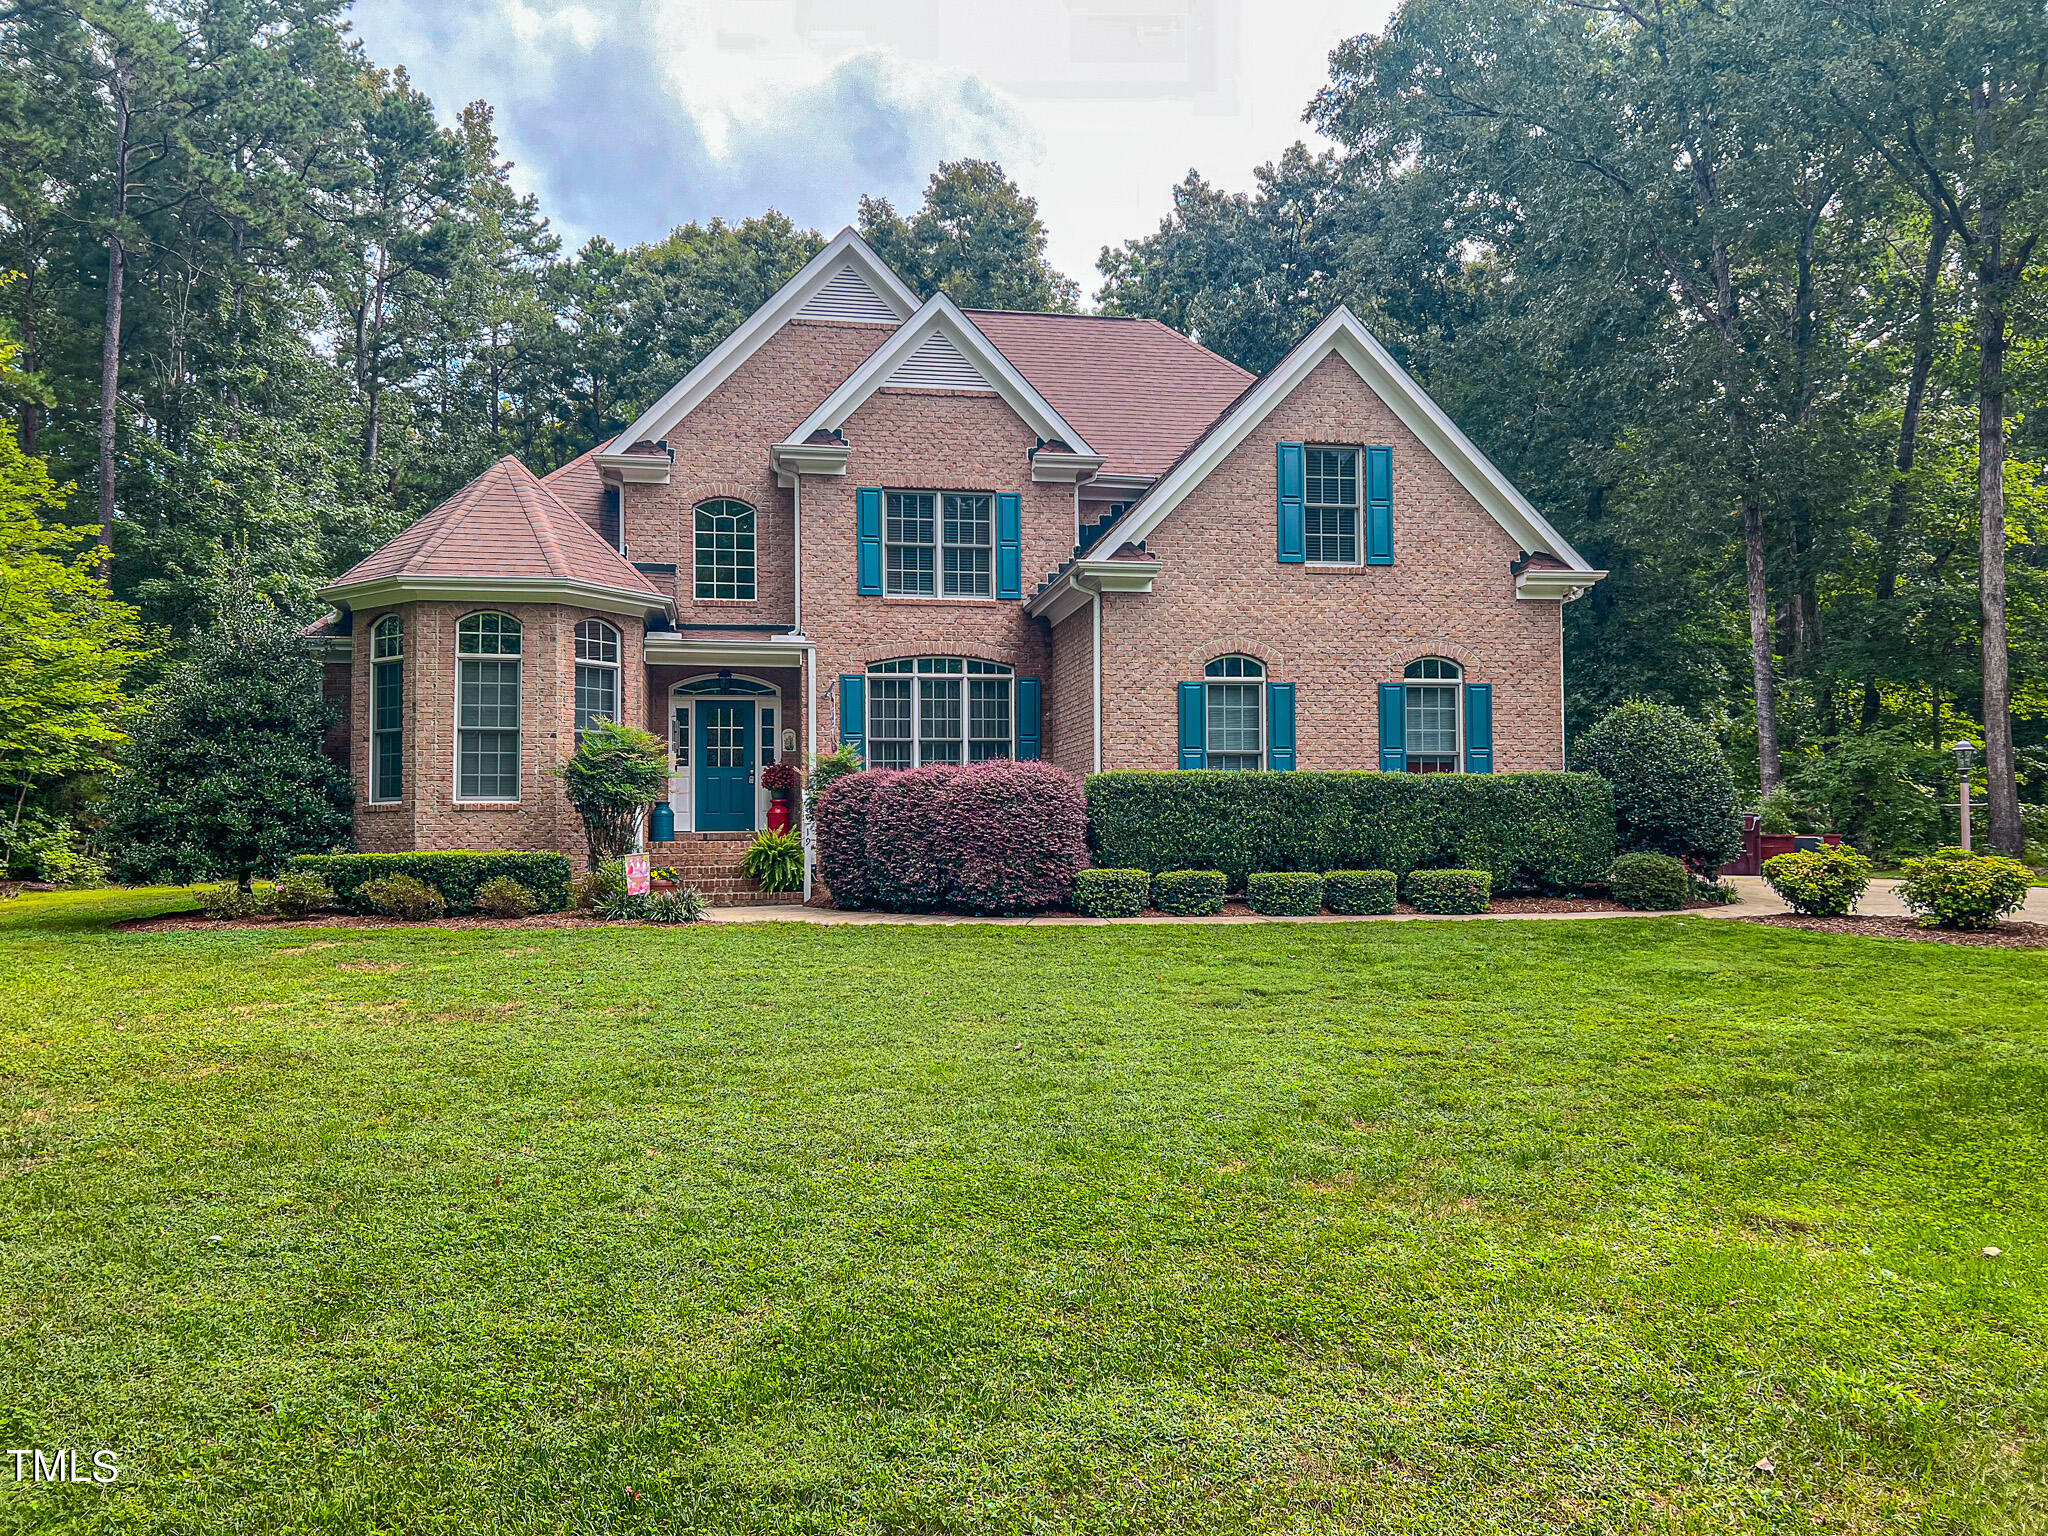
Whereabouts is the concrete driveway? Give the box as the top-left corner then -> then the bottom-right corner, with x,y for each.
1711,874 -> 2048,920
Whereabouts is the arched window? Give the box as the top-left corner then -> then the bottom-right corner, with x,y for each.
866,657 -> 1013,768
1202,655 -> 1265,770
1402,658 -> 1461,773
370,614 -> 404,802
573,619 -> 620,738
456,612 -> 521,800
695,499 -> 756,601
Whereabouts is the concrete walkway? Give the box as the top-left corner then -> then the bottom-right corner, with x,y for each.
704,875 -> 2048,927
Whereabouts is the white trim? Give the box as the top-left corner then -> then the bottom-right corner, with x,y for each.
860,659 -> 1016,770
320,574 -> 666,619
643,632 -> 814,670
1516,566 -> 1606,602
1109,306 -> 1599,575
1400,660 -> 1465,775
592,450 -> 672,484
612,229 -> 918,452
782,293 -> 1096,459
1024,556 -> 1163,624
1029,449 -> 1105,484
770,441 -> 849,486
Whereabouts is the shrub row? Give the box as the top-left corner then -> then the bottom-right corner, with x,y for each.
1073,868 -> 1149,918
281,851 -> 573,914
1085,771 -> 1613,893
1324,870 -> 1397,915
1406,869 -> 1491,914
1246,872 -> 1323,916
815,761 -> 1088,913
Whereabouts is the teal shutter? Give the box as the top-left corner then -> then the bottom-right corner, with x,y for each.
1276,441 -> 1305,563
1366,446 -> 1394,565
1378,681 -> 1406,772
996,492 -> 1022,599
839,674 -> 865,757
1464,683 -> 1494,774
1015,677 -> 1041,759
1266,682 -> 1296,770
1177,680 -> 1207,769
856,487 -> 883,595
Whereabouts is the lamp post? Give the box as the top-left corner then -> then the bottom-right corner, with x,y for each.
1953,740 -> 1977,851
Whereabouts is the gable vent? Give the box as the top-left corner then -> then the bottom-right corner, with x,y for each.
795,263 -> 900,323
887,330 -> 997,392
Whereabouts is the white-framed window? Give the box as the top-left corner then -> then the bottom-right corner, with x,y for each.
886,491 -> 993,598
1403,657 -> 1461,773
456,611 -> 521,800
573,619 -> 620,739
1204,654 -> 1265,770
695,499 -> 756,601
1305,447 -> 1359,565
866,657 -> 1013,768
370,614 -> 403,802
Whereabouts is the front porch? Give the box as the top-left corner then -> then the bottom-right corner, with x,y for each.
643,830 -> 803,907
644,627 -> 810,838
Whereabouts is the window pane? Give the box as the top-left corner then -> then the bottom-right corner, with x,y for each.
671,708 -> 690,767
1305,505 -> 1357,564
968,678 -> 1011,760
575,620 -> 619,662
374,728 -> 403,802
942,494 -> 992,598
372,616 -> 403,660
575,663 -> 616,736
459,731 -> 520,799
457,612 -> 520,655
1207,682 -> 1261,770
460,659 -> 520,730
1406,683 -> 1459,770
1305,448 -> 1359,564
885,492 -> 936,597
459,657 -> 521,798
761,707 -> 776,763
695,501 -> 756,601
868,677 -> 912,769
919,677 -> 963,764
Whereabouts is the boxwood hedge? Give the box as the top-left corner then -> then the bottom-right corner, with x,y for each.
281,851 -> 573,914
1072,868 -> 1149,918
1153,870 -> 1226,916
1323,869 -> 1397,915
1406,868 -> 1491,914
1085,771 -> 1613,893
1246,871 -> 1323,916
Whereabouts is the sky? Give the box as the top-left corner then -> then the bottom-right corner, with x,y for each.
346,0 -> 1394,303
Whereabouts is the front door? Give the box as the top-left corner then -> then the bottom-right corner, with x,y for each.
695,700 -> 755,831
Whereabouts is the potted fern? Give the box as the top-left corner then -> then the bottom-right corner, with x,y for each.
740,828 -> 805,894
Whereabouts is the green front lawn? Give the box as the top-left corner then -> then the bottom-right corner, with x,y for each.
2,890 -> 2044,1533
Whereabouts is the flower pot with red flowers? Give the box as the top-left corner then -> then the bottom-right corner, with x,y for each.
762,762 -> 800,833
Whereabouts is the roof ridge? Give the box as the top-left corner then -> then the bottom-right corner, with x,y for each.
508,460 -> 574,579
404,469 -> 493,572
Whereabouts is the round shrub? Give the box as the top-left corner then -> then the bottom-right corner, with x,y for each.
812,770 -> 881,907
1246,871 -> 1323,916
474,876 -> 540,919
1073,868 -> 1149,918
1406,868 -> 1491,914
1761,846 -> 1872,917
272,871 -> 336,918
1573,702 -> 1742,871
358,873 -> 446,921
198,884 -> 268,921
1323,869 -> 1397,916
1896,847 -> 2031,930
1153,870 -> 1225,916
1606,851 -> 1689,911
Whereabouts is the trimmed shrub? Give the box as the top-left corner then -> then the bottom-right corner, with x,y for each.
1247,871 -> 1323,916
552,720 -> 668,867
1154,870 -> 1226,916
1073,868 -> 1149,918
1761,846 -> 1873,917
282,852 -> 572,914
576,858 -> 627,910
1896,847 -> 2031,930
1323,869 -> 1397,916
1572,702 -> 1742,870
1606,851 -> 1690,911
740,829 -> 805,894
358,874 -> 446,921
1085,771 -> 1612,893
1406,868 -> 1490,914
272,871 -> 336,917
813,761 -> 1088,913
198,884 -> 268,920
474,876 -> 540,919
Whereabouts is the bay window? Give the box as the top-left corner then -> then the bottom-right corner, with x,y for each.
573,619 -> 620,738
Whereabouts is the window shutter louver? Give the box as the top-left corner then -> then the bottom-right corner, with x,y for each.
996,493 -> 1022,599
1464,683 -> 1494,774
1015,677 -> 1041,759
1177,681 -> 1206,769
856,487 -> 883,595
839,674 -> 865,757
1266,682 -> 1296,771
1366,446 -> 1394,565
1378,681 -> 1406,772
1276,441 -> 1305,563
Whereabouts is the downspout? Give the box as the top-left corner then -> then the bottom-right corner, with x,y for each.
1091,582 -> 1103,775
794,470 -> 814,902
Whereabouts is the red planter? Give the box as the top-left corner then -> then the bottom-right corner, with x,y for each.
767,797 -> 791,834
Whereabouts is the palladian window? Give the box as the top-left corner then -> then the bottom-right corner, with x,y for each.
457,612 -> 521,800
865,657 -> 1013,768
694,499 -> 756,601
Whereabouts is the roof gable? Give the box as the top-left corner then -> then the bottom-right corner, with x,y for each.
886,330 -> 997,392
795,260 -> 903,323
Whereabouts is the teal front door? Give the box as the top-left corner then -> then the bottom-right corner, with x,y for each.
695,700 -> 755,831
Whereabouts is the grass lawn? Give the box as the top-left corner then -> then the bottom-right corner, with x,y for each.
2,889 -> 2044,1534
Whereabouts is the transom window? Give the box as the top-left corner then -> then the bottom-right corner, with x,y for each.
573,619 -> 620,739
370,614 -> 403,802
867,656 -> 1013,767
886,491 -> 993,598
695,499 -> 756,601
1403,657 -> 1460,773
1305,447 -> 1359,564
457,612 -> 521,800
1203,654 -> 1265,771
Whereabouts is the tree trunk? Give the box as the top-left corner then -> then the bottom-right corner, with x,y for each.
96,77 -> 132,550
1975,262 -> 2021,854
1744,486 -> 1781,793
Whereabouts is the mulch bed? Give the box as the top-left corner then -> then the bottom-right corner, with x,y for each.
1736,913 -> 2048,948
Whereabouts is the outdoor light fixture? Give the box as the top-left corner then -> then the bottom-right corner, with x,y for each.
1952,740 -> 1978,851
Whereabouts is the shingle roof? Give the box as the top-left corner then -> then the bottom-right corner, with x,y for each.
962,311 -> 1253,479
539,447 -> 608,537
328,456 -> 661,597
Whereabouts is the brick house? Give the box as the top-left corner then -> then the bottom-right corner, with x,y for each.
310,228 -> 1603,886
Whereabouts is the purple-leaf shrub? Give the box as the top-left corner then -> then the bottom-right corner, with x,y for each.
812,769 -> 880,907
863,765 -> 955,910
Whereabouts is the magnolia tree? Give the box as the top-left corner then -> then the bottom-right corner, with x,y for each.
553,720 -> 667,866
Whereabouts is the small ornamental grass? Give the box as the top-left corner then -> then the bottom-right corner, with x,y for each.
473,876 -> 540,919
596,888 -> 706,924
1896,847 -> 2032,930
1246,872 -> 1323,916
1762,846 -> 1874,918
1406,868 -> 1491,915
1606,852 -> 1690,911
1072,869 -> 1149,918
1153,870 -> 1225,916
1322,869 -> 1398,916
